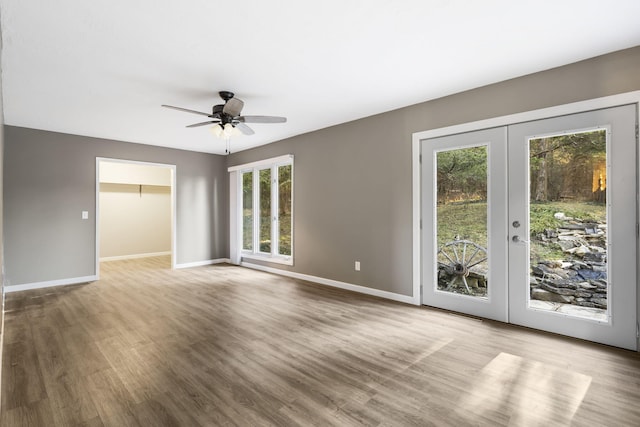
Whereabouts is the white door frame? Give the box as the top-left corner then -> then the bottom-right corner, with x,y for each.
95,157 -> 178,278
412,91 -> 640,350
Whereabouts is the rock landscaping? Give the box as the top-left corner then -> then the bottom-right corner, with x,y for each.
529,212 -> 608,310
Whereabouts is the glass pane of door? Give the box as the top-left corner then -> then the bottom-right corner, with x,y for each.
528,130 -> 608,321
436,145 -> 489,298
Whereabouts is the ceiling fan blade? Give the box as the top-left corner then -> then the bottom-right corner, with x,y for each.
223,98 -> 244,117
235,122 -> 255,135
162,104 -> 211,117
237,115 -> 287,124
186,120 -> 220,128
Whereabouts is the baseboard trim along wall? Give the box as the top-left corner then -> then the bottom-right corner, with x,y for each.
240,262 -> 418,305
3,259 -> 412,303
3,259 -> 231,293
174,258 -> 231,269
100,251 -> 172,262
4,275 -> 99,293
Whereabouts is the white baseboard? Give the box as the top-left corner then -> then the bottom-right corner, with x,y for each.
240,262 -> 418,305
174,258 -> 230,269
100,251 -> 171,262
4,275 -> 99,293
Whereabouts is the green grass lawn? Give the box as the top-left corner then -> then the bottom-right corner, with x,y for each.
436,200 -> 606,262
436,201 -> 488,250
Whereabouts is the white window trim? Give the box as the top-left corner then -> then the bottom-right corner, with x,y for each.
229,155 -> 294,266
228,154 -> 293,172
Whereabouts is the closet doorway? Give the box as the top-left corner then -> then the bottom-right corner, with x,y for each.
96,158 -> 177,274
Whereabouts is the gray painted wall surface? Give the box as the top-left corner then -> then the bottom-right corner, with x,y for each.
3,47 -> 639,295
3,127 -> 228,287
228,46 -> 640,297
0,17 -> 4,334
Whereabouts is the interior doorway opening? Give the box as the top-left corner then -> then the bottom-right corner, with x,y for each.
96,158 -> 177,275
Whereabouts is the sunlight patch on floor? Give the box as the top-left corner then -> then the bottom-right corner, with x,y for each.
456,352 -> 591,426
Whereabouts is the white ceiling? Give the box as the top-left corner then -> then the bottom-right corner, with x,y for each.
2,1 -> 640,155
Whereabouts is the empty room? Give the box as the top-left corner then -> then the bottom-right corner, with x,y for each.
1,1 -> 640,426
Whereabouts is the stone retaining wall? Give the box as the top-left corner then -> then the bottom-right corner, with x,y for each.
530,213 -> 607,309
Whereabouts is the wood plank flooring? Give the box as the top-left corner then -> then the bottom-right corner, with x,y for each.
2,256 -> 640,426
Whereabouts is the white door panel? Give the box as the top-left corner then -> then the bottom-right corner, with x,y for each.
508,105 -> 637,350
421,127 -> 508,322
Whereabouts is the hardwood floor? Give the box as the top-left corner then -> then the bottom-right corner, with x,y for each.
2,256 -> 639,426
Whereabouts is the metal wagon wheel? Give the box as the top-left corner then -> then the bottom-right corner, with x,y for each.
437,240 -> 488,293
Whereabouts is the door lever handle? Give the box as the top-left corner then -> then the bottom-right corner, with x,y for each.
512,235 -> 530,244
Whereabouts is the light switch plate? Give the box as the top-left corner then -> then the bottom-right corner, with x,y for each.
82,211 -> 89,219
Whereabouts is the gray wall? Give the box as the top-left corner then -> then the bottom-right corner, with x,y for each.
228,46 -> 640,297
3,127 -> 228,287
0,15 -> 4,335
3,46 -> 639,295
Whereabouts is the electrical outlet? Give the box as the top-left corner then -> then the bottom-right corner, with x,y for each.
355,261 -> 360,271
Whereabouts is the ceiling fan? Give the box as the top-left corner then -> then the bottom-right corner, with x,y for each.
162,91 -> 286,138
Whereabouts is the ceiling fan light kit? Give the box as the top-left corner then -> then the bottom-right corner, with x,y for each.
162,91 -> 287,154
210,123 -> 240,138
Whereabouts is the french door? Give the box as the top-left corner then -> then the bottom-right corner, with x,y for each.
421,105 -> 638,350
421,127 -> 508,322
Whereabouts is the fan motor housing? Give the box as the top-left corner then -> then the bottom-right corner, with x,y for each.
212,104 -> 235,125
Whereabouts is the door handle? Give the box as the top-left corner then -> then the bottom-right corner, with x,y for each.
512,235 -> 529,244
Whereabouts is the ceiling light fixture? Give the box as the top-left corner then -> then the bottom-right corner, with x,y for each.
210,123 -> 242,154
210,122 -> 241,138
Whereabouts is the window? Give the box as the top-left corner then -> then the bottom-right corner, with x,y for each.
242,171 -> 254,251
236,155 -> 293,264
